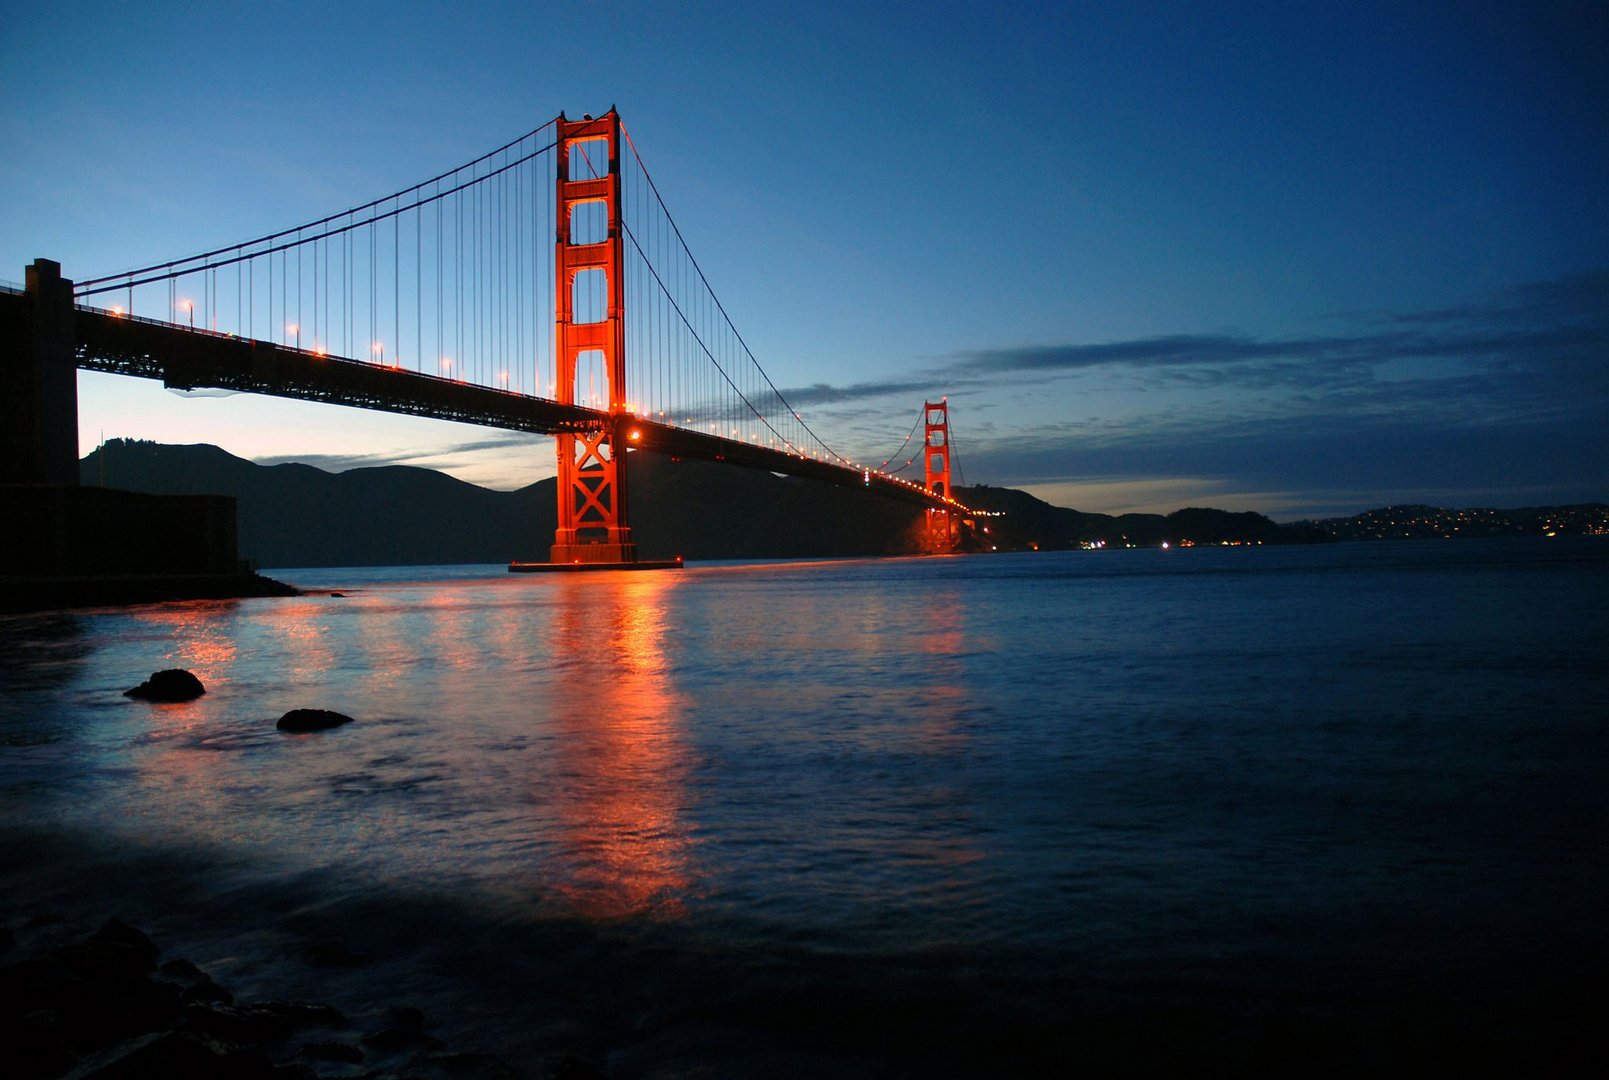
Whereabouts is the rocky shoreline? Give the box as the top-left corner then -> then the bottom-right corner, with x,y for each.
0,914 -> 577,1080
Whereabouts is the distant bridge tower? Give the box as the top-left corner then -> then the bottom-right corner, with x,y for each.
922,399 -> 958,549
550,110 -> 637,565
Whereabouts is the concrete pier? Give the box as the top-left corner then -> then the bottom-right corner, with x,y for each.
1,259 -> 79,486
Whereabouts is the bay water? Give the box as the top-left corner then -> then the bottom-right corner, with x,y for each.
3,540 -> 1606,1075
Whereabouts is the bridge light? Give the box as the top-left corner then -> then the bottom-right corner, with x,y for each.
628,428 -> 641,442
178,299 -> 194,327
110,305 -> 125,317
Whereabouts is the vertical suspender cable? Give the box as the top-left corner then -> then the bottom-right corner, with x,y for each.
393,205 -> 400,365
515,153 -> 522,394
456,180 -> 463,377
416,199 -> 422,372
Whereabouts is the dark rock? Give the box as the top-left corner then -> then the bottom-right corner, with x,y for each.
51,941 -> 145,986
252,1000 -> 346,1028
178,974 -> 234,1006
385,1004 -> 426,1031
301,942 -> 369,968
69,1030 -> 228,1078
299,1039 -> 365,1064
90,919 -> 161,973
276,708 -> 355,732
124,669 -> 206,702
71,1029 -> 288,1080
9,1020 -> 75,1078
3,942 -> 180,1054
182,1002 -> 292,1043
159,957 -> 234,1006
182,1000 -> 342,1043
549,1053 -> 609,1080
363,1026 -> 447,1054
0,918 -> 501,1079
427,1051 -> 523,1078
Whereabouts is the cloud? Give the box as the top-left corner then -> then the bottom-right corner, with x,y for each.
942,267 -> 1609,393
934,270 -> 1609,513
776,379 -> 934,407
1380,269 -> 1609,328
779,272 -> 1607,432
252,432 -> 540,474
946,334 -> 1332,373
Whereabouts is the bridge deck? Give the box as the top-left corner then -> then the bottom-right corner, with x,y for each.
62,303 -> 959,513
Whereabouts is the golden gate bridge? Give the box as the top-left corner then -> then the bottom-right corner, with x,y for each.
3,110 -> 975,568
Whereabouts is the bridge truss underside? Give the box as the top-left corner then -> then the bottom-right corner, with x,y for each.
71,306 -> 948,512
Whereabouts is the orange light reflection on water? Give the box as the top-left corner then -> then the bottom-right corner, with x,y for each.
259,597 -> 337,682
545,572 -> 695,920
129,601 -> 239,690
119,602 -> 252,826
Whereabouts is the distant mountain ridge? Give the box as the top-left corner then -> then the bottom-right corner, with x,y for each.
91,440 -> 1579,568
953,484 -> 1309,549
80,440 -> 928,568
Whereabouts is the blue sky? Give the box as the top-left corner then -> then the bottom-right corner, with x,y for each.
4,1 -> 1605,518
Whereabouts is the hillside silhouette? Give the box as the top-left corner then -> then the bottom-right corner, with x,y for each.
80,440 -> 1311,567
81,441 -> 923,567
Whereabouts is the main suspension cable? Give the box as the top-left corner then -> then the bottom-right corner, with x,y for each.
78,123 -> 561,295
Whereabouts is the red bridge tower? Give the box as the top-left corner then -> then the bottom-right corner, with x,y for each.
923,399 -> 958,550
550,111 -> 637,565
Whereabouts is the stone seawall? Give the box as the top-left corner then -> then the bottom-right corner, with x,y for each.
0,485 -> 296,611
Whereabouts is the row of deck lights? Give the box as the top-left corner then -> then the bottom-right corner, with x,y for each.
117,297 -> 972,510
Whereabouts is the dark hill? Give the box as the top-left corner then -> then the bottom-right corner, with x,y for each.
81,441 -> 1307,567
954,485 -> 1297,549
81,440 -> 924,568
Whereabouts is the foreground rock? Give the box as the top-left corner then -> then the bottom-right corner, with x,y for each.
276,709 -> 355,733
123,669 -> 206,703
0,916 -> 520,1079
